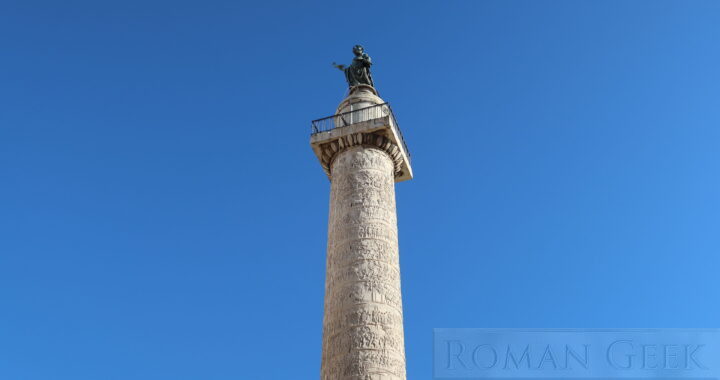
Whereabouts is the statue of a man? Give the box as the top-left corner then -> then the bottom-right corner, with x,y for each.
333,45 -> 375,88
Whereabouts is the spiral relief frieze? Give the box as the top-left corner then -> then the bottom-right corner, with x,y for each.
321,145 -> 406,380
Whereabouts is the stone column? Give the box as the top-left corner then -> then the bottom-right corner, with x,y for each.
321,145 -> 406,380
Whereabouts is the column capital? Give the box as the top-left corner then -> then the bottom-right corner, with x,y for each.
310,91 -> 413,182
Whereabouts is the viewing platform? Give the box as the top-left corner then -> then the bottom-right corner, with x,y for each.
310,101 -> 413,182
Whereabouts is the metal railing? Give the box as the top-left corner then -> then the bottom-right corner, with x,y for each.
311,103 -> 411,162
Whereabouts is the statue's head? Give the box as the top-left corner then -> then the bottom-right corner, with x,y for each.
353,45 -> 364,56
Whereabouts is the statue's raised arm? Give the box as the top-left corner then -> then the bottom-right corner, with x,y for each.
333,45 -> 375,89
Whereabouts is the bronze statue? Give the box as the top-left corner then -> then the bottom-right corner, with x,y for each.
333,45 -> 375,88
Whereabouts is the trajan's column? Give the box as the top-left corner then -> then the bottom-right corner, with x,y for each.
310,45 -> 413,380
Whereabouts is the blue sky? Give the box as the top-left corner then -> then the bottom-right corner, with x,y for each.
1,1 -> 719,379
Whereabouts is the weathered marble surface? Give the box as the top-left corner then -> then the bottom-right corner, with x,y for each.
321,146 -> 406,380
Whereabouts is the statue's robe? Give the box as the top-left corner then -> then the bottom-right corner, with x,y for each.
345,55 -> 374,87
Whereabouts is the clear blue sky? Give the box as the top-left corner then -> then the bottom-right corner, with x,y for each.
1,1 -> 719,379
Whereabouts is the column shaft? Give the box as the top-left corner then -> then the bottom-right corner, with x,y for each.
321,146 -> 406,380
